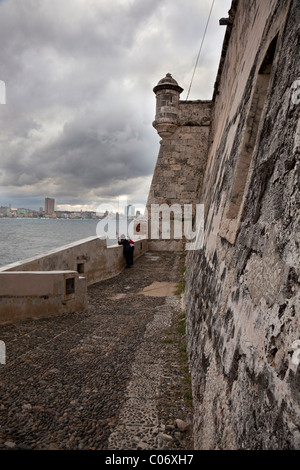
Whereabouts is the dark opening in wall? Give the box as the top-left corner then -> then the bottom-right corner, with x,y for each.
77,263 -> 85,274
227,34 -> 278,220
66,277 -> 75,295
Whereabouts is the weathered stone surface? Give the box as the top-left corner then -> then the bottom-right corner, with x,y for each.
175,419 -> 190,432
146,0 -> 300,451
183,0 -> 300,450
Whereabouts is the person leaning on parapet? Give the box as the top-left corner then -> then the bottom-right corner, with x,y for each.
118,235 -> 132,268
126,237 -> 134,264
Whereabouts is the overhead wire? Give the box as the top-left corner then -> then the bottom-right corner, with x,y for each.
185,0 -> 216,101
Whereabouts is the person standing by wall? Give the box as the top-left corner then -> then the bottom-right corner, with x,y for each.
118,235 -> 132,268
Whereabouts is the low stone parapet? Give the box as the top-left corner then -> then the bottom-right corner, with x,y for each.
0,237 -> 148,285
0,237 -> 148,324
0,271 -> 87,324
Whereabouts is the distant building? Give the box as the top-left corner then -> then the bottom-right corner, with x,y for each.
16,208 -> 28,217
0,206 -> 9,217
125,205 -> 135,218
45,197 -> 55,215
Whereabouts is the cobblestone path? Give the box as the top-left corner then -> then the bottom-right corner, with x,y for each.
0,252 -> 194,450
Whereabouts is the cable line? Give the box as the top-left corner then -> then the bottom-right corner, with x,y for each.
186,0 -> 215,100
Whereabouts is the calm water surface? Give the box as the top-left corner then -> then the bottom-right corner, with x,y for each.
0,218 -> 108,267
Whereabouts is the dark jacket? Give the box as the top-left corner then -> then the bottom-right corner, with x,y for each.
118,239 -> 131,253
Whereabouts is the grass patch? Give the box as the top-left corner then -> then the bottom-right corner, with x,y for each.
162,338 -> 175,344
179,350 -> 188,363
159,254 -> 193,428
162,328 -> 172,335
180,341 -> 187,353
184,390 -> 193,406
177,322 -> 186,336
184,374 -> 191,384
177,315 -> 186,336
175,280 -> 185,296
175,255 -> 186,295
177,317 -> 192,399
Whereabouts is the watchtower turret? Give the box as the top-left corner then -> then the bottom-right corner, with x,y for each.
152,73 -> 183,139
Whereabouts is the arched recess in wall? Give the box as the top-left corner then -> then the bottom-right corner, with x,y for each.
226,34 -> 279,221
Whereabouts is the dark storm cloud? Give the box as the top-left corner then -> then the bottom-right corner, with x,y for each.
0,0 -> 232,210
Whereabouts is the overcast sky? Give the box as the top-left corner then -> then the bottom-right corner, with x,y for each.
0,0 -> 231,212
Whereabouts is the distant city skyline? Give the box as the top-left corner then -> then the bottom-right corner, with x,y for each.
0,199 -> 141,215
0,199 -> 142,218
0,197 -> 145,213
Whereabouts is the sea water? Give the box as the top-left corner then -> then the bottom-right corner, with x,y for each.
0,218 -> 112,267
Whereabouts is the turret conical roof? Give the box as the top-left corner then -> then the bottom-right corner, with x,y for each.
153,73 -> 184,94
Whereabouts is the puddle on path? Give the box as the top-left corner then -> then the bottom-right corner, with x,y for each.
110,282 -> 178,300
111,293 -> 128,300
141,281 -> 178,297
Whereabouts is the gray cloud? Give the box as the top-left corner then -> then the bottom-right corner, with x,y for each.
0,0 -> 232,210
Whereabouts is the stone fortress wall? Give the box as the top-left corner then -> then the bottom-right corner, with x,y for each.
148,0 -> 300,449
147,75 -> 212,251
147,96 -> 212,210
